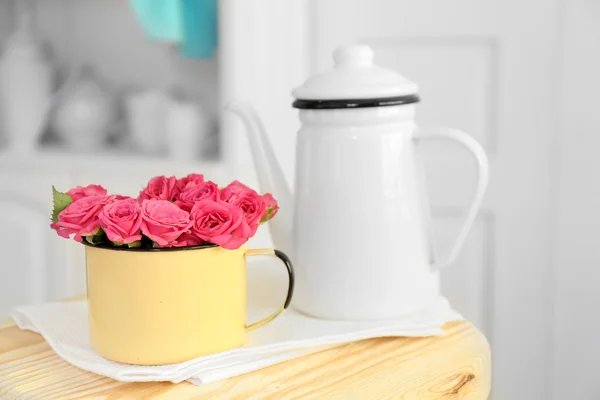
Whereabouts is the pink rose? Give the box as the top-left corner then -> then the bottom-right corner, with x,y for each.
175,181 -> 220,212
140,200 -> 193,246
221,180 -> 252,202
67,185 -> 107,202
168,233 -> 205,248
98,198 -> 143,245
51,195 -> 116,242
138,176 -> 179,202
261,193 -> 279,222
176,173 -> 205,193
189,199 -> 251,250
227,188 -> 266,235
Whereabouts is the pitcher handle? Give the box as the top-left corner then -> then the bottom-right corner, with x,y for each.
244,248 -> 295,332
413,127 -> 489,270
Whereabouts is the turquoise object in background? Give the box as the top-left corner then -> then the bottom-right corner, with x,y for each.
180,0 -> 218,59
128,0 -> 183,42
128,0 -> 217,59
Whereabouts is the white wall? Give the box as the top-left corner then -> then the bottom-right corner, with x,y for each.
553,1 -> 600,399
219,0 -> 309,187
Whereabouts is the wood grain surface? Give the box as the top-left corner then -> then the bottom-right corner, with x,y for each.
0,317 -> 490,399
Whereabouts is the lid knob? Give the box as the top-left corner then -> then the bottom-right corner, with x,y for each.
333,45 -> 374,69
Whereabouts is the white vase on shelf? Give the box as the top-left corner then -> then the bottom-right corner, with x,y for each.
0,12 -> 53,153
50,65 -> 115,152
125,89 -> 172,155
165,100 -> 208,161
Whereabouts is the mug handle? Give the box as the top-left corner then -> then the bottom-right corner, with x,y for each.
413,127 -> 489,270
244,248 -> 295,332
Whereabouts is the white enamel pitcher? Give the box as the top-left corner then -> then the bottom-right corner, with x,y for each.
227,45 -> 489,320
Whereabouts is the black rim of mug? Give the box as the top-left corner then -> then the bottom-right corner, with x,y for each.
81,241 -> 219,252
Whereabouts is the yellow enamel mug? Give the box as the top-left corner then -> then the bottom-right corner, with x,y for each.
84,243 -> 294,365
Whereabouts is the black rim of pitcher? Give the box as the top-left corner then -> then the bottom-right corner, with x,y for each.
292,94 -> 420,110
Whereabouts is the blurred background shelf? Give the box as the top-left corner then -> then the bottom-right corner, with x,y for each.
0,0 -> 221,169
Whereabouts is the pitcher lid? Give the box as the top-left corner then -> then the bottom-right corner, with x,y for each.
292,45 -> 419,110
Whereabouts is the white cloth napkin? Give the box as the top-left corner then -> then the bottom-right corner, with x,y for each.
10,297 -> 461,385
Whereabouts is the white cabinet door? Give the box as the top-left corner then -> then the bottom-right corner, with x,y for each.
0,170 -> 72,319
0,200 -> 48,317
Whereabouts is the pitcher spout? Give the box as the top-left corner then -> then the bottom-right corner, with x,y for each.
225,100 -> 294,254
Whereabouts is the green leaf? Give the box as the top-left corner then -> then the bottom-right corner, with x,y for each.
85,228 -> 106,245
260,208 -> 274,224
152,241 -> 160,248
127,241 -> 141,248
51,186 -> 73,223
86,235 -> 102,245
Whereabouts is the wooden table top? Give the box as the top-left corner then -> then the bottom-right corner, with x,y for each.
0,316 -> 490,399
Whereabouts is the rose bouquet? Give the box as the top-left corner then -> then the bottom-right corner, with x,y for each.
50,174 -> 278,250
